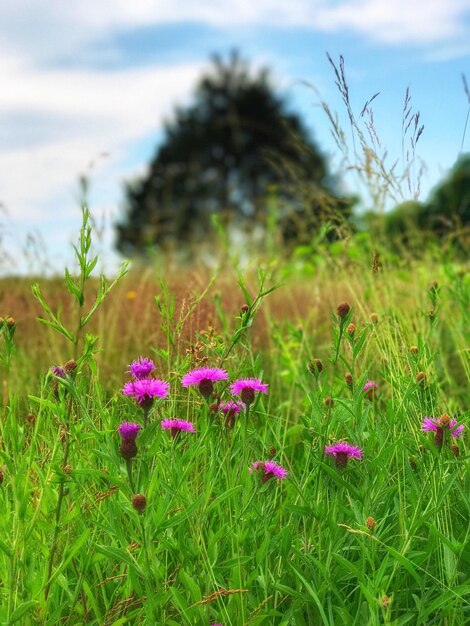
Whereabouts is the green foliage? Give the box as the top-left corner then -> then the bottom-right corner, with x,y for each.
117,51 -> 351,256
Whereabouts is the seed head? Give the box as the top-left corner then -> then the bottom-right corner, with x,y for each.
346,323 -> 355,337
26,413 -> 36,426
381,595 -> 390,609
409,457 -> 417,470
337,301 -> 350,319
429,307 -> 435,320
132,494 -> 147,513
63,464 -> 73,474
370,312 -> 379,324
410,345 -> 418,355
324,396 -> 334,408
366,516 -> 376,531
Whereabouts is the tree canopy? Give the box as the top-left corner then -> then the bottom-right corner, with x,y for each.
116,52 -> 350,255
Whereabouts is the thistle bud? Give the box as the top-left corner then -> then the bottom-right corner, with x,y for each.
309,359 -> 323,375
64,359 -> 77,373
381,595 -> 390,609
132,494 -> 147,513
439,413 -> 450,426
416,371 -> 427,385
337,302 -> 350,319
451,444 -> 460,458
324,396 -> 334,408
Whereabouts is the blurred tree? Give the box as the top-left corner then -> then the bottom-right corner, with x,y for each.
116,51 -> 351,255
385,154 -> 470,239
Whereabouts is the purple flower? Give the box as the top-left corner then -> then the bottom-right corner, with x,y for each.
363,380 -> 377,399
51,365 -> 66,378
118,422 -> 141,459
325,442 -> 363,468
182,367 -> 228,399
161,418 -> 195,438
219,400 -> 245,428
249,460 -> 288,482
230,378 -> 268,405
421,415 -> 464,448
122,378 -> 169,408
127,357 -> 155,379
119,422 -> 141,440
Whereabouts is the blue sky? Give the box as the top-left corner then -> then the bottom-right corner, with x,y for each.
0,1 -> 468,274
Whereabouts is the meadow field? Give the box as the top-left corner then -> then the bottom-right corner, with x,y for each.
0,210 -> 468,625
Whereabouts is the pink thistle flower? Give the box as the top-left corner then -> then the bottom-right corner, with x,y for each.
118,422 -> 141,460
219,401 -> 245,428
363,380 -> 378,400
249,460 -> 288,482
119,422 -> 141,440
127,357 -> 155,379
230,378 -> 268,405
325,442 -> 363,468
182,367 -> 228,399
122,378 -> 169,408
51,365 -> 66,378
421,415 -> 464,449
161,418 -> 195,438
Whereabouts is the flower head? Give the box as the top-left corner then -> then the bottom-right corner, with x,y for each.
122,378 -> 169,408
118,422 -> 141,459
127,357 -> 155,379
219,400 -> 245,428
162,418 -> 195,438
119,422 -> 141,441
421,416 -> 464,448
230,378 -> 268,405
182,367 -> 228,399
325,442 -> 363,468
363,380 -> 377,400
249,460 -> 288,482
51,365 -> 66,378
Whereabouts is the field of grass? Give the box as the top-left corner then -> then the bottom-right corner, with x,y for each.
0,209 -> 468,625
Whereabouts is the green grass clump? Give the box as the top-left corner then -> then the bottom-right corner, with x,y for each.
0,209 -> 468,625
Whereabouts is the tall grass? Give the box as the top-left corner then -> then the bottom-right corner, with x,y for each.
0,205 -> 468,625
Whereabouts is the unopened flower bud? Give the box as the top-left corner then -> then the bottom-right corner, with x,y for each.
381,595 -> 390,609
429,307 -> 435,320
64,359 -> 77,373
346,323 -> 355,337
132,494 -> 147,513
416,371 -> 426,385
337,302 -> 350,319
410,345 -> 418,355
366,516 -> 376,531
309,359 -> 323,375
451,444 -> 460,458
26,413 -> 36,426
240,304 -> 249,314
345,373 -> 353,386
370,312 -> 379,324
269,445 -> 276,457
324,396 -> 334,408
6,317 -> 15,328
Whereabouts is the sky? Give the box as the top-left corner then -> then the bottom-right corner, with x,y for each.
0,1 -> 469,275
